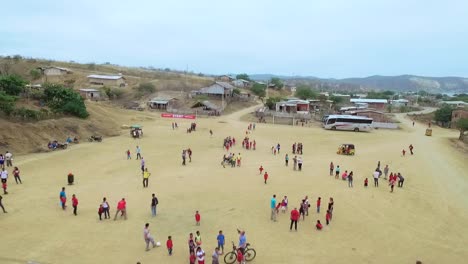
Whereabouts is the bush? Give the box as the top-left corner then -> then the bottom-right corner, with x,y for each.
30,69 -> 42,80
102,87 -> 124,99
251,83 -> 266,97
265,96 -> 283,109
43,83 -> 89,118
233,88 -> 241,95
295,86 -> 317,99
137,83 -> 156,94
0,75 -> 27,96
12,107 -> 41,120
0,91 -> 17,115
434,105 -> 453,126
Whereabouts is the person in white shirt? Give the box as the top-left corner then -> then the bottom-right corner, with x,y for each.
5,151 -> 13,167
0,168 -> 8,183
143,223 -> 156,251
373,170 -> 380,187
196,247 -> 205,263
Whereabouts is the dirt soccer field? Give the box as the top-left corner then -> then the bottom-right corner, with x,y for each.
1,106 -> 467,264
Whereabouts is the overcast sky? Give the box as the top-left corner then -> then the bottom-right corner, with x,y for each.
1,0 -> 467,78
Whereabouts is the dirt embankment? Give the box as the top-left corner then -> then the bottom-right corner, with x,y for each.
0,101 -> 152,155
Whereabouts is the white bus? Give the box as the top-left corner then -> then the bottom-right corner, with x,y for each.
322,115 -> 373,132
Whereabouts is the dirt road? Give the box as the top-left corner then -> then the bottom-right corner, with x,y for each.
0,107 -> 467,264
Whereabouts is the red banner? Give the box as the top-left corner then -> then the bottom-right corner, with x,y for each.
161,113 -> 196,119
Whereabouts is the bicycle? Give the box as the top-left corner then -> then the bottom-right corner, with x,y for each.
224,241 -> 256,264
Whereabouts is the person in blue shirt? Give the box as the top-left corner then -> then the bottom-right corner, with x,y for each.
237,229 -> 247,254
270,194 -> 277,221
217,230 -> 225,254
59,187 -> 67,210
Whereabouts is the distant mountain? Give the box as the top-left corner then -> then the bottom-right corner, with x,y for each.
249,74 -> 468,94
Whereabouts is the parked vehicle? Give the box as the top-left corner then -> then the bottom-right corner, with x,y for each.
323,115 -> 373,132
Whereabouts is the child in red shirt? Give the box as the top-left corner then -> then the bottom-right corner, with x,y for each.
326,210 -> 331,225
316,197 -> 321,213
190,251 -> 196,264
2,182 -> 7,194
237,248 -> 244,264
166,236 -> 173,255
195,211 -> 201,226
263,172 -> 268,184
316,220 -> 323,230
402,149 -> 406,156
259,165 -> 263,175
364,178 -> 368,188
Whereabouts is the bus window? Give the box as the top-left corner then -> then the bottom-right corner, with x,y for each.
327,118 -> 336,124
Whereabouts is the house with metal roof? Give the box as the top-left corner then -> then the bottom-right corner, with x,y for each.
232,79 -> 250,88
275,99 -> 310,114
148,97 -> 177,110
79,88 -> 100,100
38,66 -> 73,76
87,74 -> 126,87
439,101 -> 468,107
196,82 -> 234,97
350,98 -> 388,110
191,100 -> 221,111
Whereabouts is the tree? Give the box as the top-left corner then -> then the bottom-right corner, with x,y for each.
270,77 -> 283,89
138,83 -> 156,94
233,88 -> 241,95
236,73 -> 250,81
456,118 -> 468,141
250,83 -> 266,97
0,91 -> 17,116
30,69 -> 42,80
0,75 -> 27,96
434,105 -> 453,126
295,86 -> 317,100
329,95 -> 343,104
43,83 -> 89,118
265,96 -> 283,110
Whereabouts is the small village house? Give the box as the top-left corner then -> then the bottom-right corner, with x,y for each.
439,101 -> 468,108
391,99 -> 410,107
232,79 -> 250,88
39,66 -> 72,76
195,82 -> 234,98
79,88 -> 100,100
87,74 -> 126,87
217,75 -> 235,82
451,109 -> 468,124
350,98 -> 388,110
332,93 -> 351,103
147,97 -> 176,110
275,99 -> 310,114
192,100 -> 221,111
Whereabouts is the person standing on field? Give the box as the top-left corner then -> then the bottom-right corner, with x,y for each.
290,207 -> 299,231
72,194 -> 78,215
136,146 -> 142,160
141,157 -> 145,173
59,187 -> 67,210
143,168 -> 151,188
397,173 -> 405,187
102,197 -> 110,219
270,194 -> 277,221
383,165 -> 389,180
151,193 -> 158,216
13,167 -> 21,184
329,162 -> 334,176
5,151 -> 13,167
373,169 -> 380,187
285,154 -> 289,166
335,165 -> 340,179
348,171 -> 354,188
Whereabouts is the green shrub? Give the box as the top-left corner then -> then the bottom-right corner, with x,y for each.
138,83 -> 156,94
43,83 -> 89,118
0,91 -> 17,115
0,75 -> 27,96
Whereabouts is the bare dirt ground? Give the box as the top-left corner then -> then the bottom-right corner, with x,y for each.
0,105 -> 467,264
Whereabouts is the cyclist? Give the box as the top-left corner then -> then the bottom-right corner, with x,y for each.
237,229 -> 247,254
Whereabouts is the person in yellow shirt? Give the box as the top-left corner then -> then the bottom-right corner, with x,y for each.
143,168 -> 151,188
237,153 -> 242,167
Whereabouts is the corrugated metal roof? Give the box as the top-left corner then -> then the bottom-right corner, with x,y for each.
216,81 -> 235,90
79,88 -> 99,92
87,74 -> 124,80
350,98 -> 388,104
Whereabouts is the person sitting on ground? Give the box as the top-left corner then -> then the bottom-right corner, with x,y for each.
316,220 -> 323,230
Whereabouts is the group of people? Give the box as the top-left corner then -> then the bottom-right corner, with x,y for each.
241,137 -> 256,150
187,122 -> 197,133
0,151 -> 20,197
222,153 -> 242,168
223,136 -> 236,151
402,144 -> 415,156
292,142 -> 304,154
270,194 -> 334,232
182,148 -> 193,165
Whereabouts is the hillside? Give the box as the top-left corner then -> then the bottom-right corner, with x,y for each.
250,74 -> 468,94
